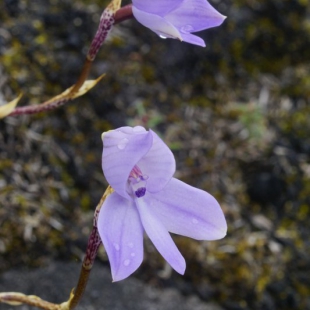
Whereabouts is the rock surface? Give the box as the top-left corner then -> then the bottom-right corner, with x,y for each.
0,261 -> 222,310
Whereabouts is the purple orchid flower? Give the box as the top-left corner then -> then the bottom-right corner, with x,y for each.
131,0 -> 226,47
98,126 -> 227,281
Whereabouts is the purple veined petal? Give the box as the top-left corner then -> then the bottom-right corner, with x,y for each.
132,6 -> 182,40
135,196 -> 186,275
165,0 -> 226,33
97,192 -> 144,282
132,0 -> 182,16
148,178 -> 227,240
179,32 -> 206,47
102,127 -> 153,200
137,130 -> 176,194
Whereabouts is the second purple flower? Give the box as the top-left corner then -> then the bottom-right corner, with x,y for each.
132,0 -> 226,47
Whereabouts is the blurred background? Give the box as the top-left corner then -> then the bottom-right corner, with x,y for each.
0,0 -> 310,309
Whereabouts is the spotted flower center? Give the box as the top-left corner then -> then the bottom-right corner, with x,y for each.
129,165 -> 148,198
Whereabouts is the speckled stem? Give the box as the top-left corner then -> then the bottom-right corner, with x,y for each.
66,227 -> 101,310
86,4 -> 133,60
87,0 -> 123,61
9,97 -> 69,116
71,4 -> 133,93
66,186 -> 113,309
84,228 -> 102,270
87,14 -> 114,60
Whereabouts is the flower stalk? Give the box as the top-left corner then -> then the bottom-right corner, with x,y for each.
87,0 -> 122,61
65,186 -> 113,309
6,75 -> 105,117
2,0 -> 129,118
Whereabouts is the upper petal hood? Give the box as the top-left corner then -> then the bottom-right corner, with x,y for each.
137,130 -> 176,193
102,126 -> 152,200
102,126 -> 176,199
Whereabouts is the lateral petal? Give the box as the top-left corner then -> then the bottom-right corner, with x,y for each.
165,0 -> 226,33
179,32 -> 206,47
132,7 -> 182,40
102,126 -> 153,200
136,196 -> 186,275
137,130 -> 176,193
149,178 -> 227,240
98,192 -> 144,282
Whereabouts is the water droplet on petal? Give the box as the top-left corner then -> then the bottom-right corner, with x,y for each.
131,252 -> 135,257
181,25 -> 194,33
159,35 -> 167,39
117,138 -> 129,150
128,242 -> 134,248
192,218 -> 199,224
123,259 -> 130,266
113,243 -> 120,251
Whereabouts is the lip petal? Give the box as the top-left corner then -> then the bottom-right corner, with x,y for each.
136,196 -> 186,275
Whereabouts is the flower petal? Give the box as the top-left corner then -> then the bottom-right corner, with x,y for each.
133,6 -> 182,40
179,32 -> 206,47
135,196 -> 186,275
98,192 -> 144,282
165,0 -> 226,33
148,178 -> 227,240
137,130 -> 176,193
132,0 -> 182,16
102,126 -> 153,200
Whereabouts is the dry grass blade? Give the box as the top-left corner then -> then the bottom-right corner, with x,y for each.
0,93 -> 22,119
